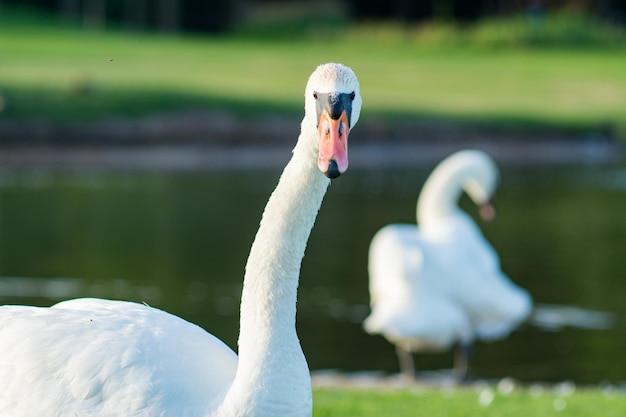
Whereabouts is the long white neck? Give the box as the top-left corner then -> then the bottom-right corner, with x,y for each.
215,120 -> 328,417
417,152 -> 495,228
416,161 -> 467,227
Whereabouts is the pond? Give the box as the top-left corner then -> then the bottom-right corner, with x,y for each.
1,154 -> 625,386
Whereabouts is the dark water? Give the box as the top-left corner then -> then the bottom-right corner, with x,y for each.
1,162 -> 625,385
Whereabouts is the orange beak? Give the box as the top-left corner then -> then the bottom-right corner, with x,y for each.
479,201 -> 496,221
317,109 -> 349,179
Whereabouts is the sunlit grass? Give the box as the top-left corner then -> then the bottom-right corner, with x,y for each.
313,385 -> 626,417
0,7 -> 625,135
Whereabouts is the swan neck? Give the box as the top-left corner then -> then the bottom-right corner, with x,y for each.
416,162 -> 465,225
240,133 -> 327,342
416,153 -> 495,226
219,124 -> 327,416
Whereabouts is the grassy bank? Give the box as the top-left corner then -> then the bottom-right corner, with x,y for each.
0,7 -> 625,136
312,385 -> 626,417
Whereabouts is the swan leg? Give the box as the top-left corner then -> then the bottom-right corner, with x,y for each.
453,342 -> 473,382
395,345 -> 416,380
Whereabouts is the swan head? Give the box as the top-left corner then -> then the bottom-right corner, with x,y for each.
460,151 -> 499,221
304,63 -> 362,179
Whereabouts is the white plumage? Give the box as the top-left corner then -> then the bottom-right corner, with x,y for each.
0,299 -> 237,416
364,150 -> 532,378
0,62 -> 362,417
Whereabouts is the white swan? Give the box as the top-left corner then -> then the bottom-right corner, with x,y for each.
364,150 -> 532,379
0,63 -> 362,417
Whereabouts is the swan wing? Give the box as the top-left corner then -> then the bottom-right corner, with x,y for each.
426,216 -> 532,340
466,273 -> 533,340
0,298 -> 237,417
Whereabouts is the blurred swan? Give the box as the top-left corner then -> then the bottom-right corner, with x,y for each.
364,150 -> 532,380
0,62 -> 362,417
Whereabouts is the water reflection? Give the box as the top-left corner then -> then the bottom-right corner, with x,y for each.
1,164 -> 625,385
531,304 -> 617,331
0,276 -> 162,304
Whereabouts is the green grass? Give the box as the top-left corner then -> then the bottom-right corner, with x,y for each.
313,385 -> 626,417
0,7 -> 625,136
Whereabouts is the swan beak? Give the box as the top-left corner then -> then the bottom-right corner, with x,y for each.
479,201 -> 496,221
318,109 -> 350,179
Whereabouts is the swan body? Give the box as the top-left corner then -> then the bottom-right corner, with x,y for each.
364,150 -> 531,377
0,62 -> 362,417
365,224 -> 472,353
0,299 -> 238,416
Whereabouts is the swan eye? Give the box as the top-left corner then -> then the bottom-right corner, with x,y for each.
313,92 -> 318,100
350,92 -> 355,101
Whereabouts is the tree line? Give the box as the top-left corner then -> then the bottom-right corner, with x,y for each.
3,0 -> 624,33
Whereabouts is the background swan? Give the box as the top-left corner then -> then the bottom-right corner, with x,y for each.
364,150 -> 532,380
0,62 -> 362,417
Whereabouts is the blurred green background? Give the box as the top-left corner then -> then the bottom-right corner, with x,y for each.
0,0 -> 625,140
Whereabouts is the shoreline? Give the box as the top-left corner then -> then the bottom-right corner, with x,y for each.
1,111 -> 623,170
0,139 -> 622,171
310,370 -> 626,395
